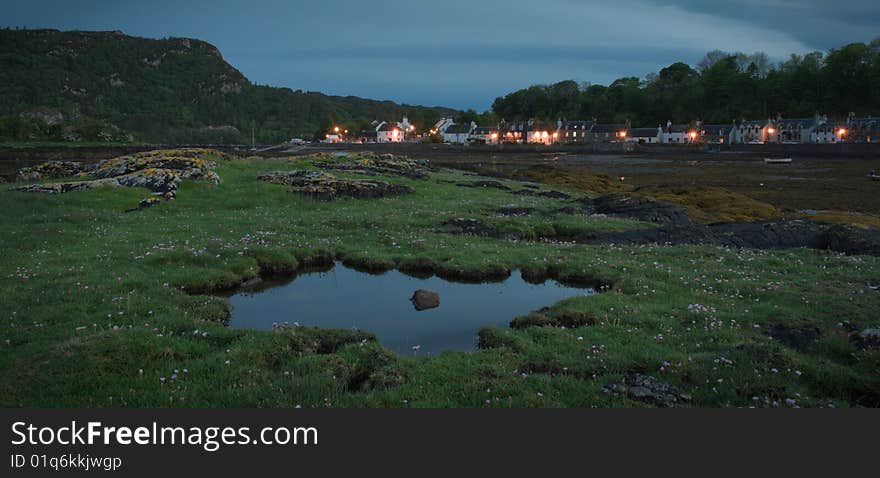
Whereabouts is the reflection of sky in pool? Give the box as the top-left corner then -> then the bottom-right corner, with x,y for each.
229,263 -> 593,354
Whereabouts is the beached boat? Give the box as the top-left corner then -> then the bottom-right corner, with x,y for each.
764,157 -> 793,164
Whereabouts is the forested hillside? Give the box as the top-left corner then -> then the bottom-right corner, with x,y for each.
492,40 -> 880,126
0,28 -> 454,144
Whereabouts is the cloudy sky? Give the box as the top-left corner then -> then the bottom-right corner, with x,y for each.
4,0 -> 878,110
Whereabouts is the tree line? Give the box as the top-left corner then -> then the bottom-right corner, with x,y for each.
490,40 -> 880,127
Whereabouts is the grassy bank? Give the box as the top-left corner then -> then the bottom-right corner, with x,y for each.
1,152 -> 878,407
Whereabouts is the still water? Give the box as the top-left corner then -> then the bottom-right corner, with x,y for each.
229,262 -> 593,354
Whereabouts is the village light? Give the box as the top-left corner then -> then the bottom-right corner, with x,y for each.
838,128 -> 847,137
541,131 -> 549,138
767,127 -> 776,134
490,133 -> 498,140
689,131 -> 698,140
392,129 -> 399,138
334,126 -> 340,133
618,131 -> 627,139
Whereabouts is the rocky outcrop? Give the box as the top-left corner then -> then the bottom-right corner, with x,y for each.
312,153 -> 430,180
410,290 -> 440,311
15,149 -> 223,209
581,194 -> 694,226
258,170 -> 413,200
16,161 -> 92,181
604,374 -> 691,407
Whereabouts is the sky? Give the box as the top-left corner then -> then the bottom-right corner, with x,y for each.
4,0 -> 879,110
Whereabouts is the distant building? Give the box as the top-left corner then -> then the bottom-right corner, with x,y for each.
442,122 -> 475,144
661,122 -> 693,144
589,122 -> 629,142
773,115 -> 826,143
526,121 -> 559,145
699,124 -> 736,144
626,127 -> 662,144
845,116 -> 880,143
500,121 -> 528,143
469,126 -> 500,144
559,120 -> 594,143
322,134 -> 343,144
376,122 -> 403,143
733,119 -> 772,144
812,122 -> 847,143
355,129 -> 378,143
433,117 -> 455,135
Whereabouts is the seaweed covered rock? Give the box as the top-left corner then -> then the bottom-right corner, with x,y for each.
16,161 -> 92,181
582,194 -> 693,226
604,373 -> 691,407
94,149 -> 221,185
312,152 -> 430,179
258,170 -> 413,200
15,149 -> 223,209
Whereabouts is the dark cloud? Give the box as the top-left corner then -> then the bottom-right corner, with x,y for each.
3,0 -> 877,110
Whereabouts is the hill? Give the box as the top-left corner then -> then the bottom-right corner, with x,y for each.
0,28 -> 456,144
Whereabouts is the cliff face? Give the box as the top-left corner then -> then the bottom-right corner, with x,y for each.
0,29 -> 453,143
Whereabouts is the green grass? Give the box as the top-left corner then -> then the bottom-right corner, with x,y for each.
1,154 -> 878,408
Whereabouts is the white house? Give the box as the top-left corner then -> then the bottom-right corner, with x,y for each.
469,126 -> 500,144
732,119 -> 772,144
812,122 -> 846,143
661,122 -> 695,144
442,122 -> 475,144
433,117 -> 455,135
626,127 -> 662,144
376,121 -> 403,143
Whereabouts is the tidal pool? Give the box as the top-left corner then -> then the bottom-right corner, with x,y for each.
228,262 -> 593,354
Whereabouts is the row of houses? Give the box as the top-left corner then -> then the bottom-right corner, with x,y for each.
429,114 -> 880,145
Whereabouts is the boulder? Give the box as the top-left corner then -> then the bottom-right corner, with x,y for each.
604,373 -> 691,407
410,290 -> 440,311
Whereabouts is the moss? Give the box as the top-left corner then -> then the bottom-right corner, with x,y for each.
635,185 -> 779,223
520,165 -> 630,195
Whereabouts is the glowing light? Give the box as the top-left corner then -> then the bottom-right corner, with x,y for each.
689,131 -> 698,140
767,127 -> 776,135
541,131 -> 549,138
490,133 -> 498,140
618,131 -> 627,138
334,126 -> 340,133
838,128 -> 847,137
552,132 -> 559,138
391,129 -> 400,138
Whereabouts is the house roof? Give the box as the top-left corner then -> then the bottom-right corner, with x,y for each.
701,124 -> 732,135
562,120 -> 593,130
376,122 -> 396,132
774,118 -> 818,129
630,128 -> 660,138
666,124 -> 689,133
358,130 -> 377,138
471,126 -> 497,135
592,124 -> 626,133
444,124 -> 472,134
528,122 -> 557,131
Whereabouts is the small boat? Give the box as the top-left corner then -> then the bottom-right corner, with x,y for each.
868,174 -> 880,182
764,157 -> 793,164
